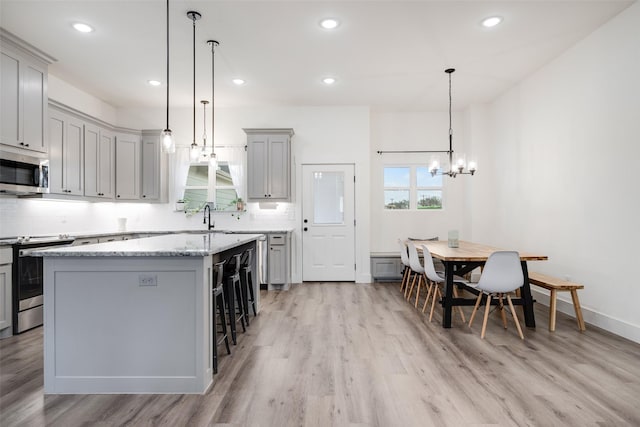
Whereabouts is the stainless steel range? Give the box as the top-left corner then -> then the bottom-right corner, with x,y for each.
12,235 -> 74,334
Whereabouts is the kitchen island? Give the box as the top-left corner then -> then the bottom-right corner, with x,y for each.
35,232 -> 262,394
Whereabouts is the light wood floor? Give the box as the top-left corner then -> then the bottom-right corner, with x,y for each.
1,282 -> 640,426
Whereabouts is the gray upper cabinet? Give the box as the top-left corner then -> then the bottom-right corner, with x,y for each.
49,109 -> 84,196
244,128 -> 294,201
0,30 -> 53,154
47,103 -> 165,203
140,131 -> 163,201
84,124 -> 114,199
115,133 -> 141,200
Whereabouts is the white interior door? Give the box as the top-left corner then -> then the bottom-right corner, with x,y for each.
302,164 -> 355,282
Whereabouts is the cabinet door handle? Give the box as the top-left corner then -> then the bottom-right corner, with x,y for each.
142,195 -> 146,198
117,195 -> 120,198
303,227 -> 308,232
25,144 -> 29,147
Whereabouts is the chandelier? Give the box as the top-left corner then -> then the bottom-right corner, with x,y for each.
429,68 -> 476,177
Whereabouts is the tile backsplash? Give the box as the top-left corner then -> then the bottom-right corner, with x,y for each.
0,198 -> 297,237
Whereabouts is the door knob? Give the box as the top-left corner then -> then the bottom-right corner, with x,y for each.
303,219 -> 308,223
304,227 -> 308,231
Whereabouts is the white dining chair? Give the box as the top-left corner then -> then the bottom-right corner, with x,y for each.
420,244 -> 466,323
398,239 -> 412,293
405,241 -> 432,308
468,251 -> 525,339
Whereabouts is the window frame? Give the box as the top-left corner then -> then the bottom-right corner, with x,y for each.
383,164 -> 445,210
182,159 -> 242,211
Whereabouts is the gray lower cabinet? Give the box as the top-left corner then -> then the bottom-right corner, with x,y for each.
0,248 -> 13,338
268,234 -> 288,285
370,254 -> 404,281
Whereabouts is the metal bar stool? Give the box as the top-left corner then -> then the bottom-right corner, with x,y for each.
223,253 -> 247,344
240,248 -> 257,319
212,261 -> 230,374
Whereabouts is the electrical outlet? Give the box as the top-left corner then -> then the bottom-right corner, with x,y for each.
139,274 -> 157,287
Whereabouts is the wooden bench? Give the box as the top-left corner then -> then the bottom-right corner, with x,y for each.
529,271 -> 586,332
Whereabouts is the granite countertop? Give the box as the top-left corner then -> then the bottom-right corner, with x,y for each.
0,227 -> 294,246
31,233 -> 263,257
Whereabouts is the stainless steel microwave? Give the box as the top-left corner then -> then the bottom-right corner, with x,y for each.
0,151 -> 49,195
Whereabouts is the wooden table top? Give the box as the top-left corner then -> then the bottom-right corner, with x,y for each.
412,240 -> 548,262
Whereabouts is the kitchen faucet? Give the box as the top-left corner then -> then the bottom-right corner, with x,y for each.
203,203 -> 215,230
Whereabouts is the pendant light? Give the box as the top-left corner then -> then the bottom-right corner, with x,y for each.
200,99 -> 209,158
161,0 -> 175,154
429,68 -> 477,177
188,11 -> 202,162
207,40 -> 219,164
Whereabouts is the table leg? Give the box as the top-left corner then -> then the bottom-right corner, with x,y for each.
442,262 -> 454,328
520,261 -> 536,328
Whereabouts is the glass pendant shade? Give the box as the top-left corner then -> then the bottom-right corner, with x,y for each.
161,129 -> 175,153
189,143 -> 200,161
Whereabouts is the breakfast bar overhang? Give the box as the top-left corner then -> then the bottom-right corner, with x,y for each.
36,233 -> 262,394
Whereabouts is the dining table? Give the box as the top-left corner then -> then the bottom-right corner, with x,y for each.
414,240 -> 548,328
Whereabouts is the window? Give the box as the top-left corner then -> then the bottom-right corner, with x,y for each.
383,166 -> 443,210
183,163 -> 211,211
214,162 -> 240,210
416,167 -> 443,209
182,152 -> 243,212
384,167 -> 410,209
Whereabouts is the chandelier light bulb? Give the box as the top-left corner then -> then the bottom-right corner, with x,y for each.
468,160 -> 478,174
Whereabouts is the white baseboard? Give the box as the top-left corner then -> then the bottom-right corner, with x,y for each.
531,288 -> 640,344
358,273 -> 373,284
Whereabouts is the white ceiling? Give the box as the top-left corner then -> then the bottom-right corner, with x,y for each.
0,0 -> 634,112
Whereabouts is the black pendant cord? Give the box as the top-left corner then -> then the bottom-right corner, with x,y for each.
211,41 -> 216,156
192,14 -> 196,147
448,68 -> 454,169
165,0 -> 170,130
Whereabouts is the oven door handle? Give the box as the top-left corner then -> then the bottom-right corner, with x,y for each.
19,248 -> 45,257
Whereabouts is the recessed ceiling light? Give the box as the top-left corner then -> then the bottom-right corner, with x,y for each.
481,16 -> 502,28
232,78 -> 246,86
320,18 -> 339,30
148,80 -> 161,86
72,22 -> 94,33
322,77 -> 336,85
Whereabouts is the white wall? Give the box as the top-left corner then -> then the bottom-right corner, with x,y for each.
470,2 -> 640,342
369,111 -> 471,252
48,74 -> 118,124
